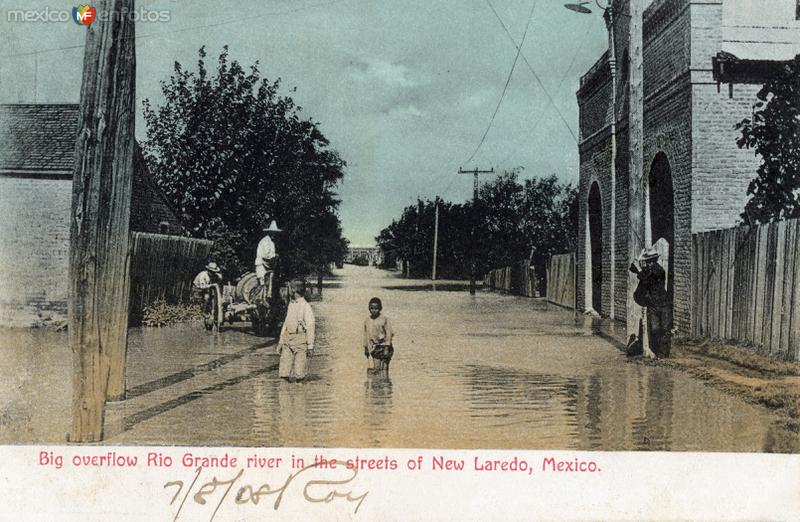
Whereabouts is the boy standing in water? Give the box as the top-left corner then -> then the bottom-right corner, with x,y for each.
363,297 -> 394,372
277,279 -> 315,382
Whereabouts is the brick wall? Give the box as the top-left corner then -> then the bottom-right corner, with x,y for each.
641,1 -> 694,332
578,133 -> 613,317
575,0 -> 792,335
579,70 -> 612,141
613,129 -> 630,323
0,177 -> 71,327
576,29 -> 616,318
642,86 -> 693,333
578,0 -> 692,331
0,158 -> 183,327
690,1 -> 761,234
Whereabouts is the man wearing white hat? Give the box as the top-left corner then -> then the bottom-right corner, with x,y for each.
631,247 -> 672,358
193,262 -> 223,310
255,220 -> 282,289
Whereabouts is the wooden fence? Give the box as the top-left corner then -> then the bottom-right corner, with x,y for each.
484,254 -> 577,306
129,232 -> 213,321
546,253 -> 576,309
692,218 -> 800,361
483,260 -> 538,297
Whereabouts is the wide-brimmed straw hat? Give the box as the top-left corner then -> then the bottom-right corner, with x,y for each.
263,220 -> 282,233
639,247 -> 659,262
206,262 -> 221,273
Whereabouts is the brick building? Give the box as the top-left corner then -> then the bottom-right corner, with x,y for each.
0,104 -> 183,327
576,0 -> 799,334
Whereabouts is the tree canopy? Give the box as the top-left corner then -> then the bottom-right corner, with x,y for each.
736,56 -> 800,224
376,170 -> 577,279
142,46 -> 348,279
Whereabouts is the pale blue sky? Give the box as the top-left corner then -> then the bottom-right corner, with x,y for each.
0,0 -> 607,245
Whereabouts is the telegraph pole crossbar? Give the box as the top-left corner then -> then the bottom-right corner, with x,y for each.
458,167 -> 495,295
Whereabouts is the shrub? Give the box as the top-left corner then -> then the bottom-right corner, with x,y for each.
141,299 -> 203,327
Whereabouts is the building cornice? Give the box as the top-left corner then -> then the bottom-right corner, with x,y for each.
643,0 -> 693,44
578,51 -> 611,99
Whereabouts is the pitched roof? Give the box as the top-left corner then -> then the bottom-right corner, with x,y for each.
0,103 -> 185,233
0,104 -> 79,173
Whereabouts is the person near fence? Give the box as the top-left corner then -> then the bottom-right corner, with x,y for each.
363,297 -> 394,372
631,247 -> 672,358
277,278 -> 315,382
192,262 -> 223,311
255,220 -> 281,289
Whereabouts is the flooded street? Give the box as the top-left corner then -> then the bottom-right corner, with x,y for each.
1,265 -> 797,451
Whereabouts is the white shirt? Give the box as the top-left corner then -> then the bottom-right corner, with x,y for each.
255,235 -> 277,267
193,270 -> 213,289
279,297 -> 315,349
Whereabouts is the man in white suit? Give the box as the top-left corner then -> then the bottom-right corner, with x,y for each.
255,220 -> 282,291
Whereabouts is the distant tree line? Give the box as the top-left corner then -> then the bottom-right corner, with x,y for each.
142,46 -> 348,281
376,170 -> 578,279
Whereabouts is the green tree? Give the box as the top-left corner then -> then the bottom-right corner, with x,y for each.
736,56 -> 800,224
476,171 -> 577,274
142,46 -> 346,280
376,170 -> 577,280
377,199 -> 472,279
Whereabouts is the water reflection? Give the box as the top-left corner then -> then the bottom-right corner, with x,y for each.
454,361 -> 797,452
249,357 -> 336,447
363,371 -> 393,444
463,366 -> 578,419
583,375 -> 603,449
1,266 -> 799,452
630,370 -> 675,450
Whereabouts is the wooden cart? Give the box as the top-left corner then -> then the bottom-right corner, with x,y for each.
201,272 -> 286,335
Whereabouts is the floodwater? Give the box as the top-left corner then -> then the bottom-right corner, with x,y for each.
0,265 -> 797,452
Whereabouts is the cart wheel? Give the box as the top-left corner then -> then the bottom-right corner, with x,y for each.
203,298 -> 214,331
204,285 -> 223,332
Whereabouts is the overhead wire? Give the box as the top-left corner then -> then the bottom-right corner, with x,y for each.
494,14 -> 592,169
463,0 -> 538,166
485,0 -> 579,144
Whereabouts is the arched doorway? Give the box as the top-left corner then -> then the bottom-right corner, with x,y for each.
648,153 -> 675,304
588,182 -> 603,314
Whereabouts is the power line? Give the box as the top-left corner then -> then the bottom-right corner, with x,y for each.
464,0 -> 538,165
485,0 -> 579,144
495,15 -> 592,169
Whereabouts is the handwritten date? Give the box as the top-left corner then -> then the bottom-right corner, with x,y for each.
164,461 -> 368,521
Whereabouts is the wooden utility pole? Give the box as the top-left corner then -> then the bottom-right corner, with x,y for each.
69,0 -> 136,442
626,0 -> 654,357
432,198 -> 439,281
459,167 -> 495,295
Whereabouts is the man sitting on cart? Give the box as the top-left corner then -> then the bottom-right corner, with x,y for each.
192,262 -> 223,312
255,220 -> 282,298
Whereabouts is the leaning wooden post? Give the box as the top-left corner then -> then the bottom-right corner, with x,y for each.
69,0 -> 136,442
